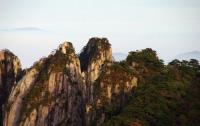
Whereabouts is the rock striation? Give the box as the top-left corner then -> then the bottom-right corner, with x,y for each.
3,42 -> 85,126
2,38 -> 138,126
0,50 -> 22,126
79,38 -> 137,126
79,37 -> 112,82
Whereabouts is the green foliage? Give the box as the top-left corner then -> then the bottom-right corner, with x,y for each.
126,48 -> 164,69
103,56 -> 200,126
90,62 -> 137,125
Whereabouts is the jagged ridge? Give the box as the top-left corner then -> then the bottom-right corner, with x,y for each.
4,42 -> 85,126
2,38 -> 138,126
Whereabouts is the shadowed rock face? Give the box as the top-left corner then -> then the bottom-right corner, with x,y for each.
79,38 -> 113,102
90,63 -> 137,126
3,38 -> 138,126
79,38 -> 137,126
0,50 -> 22,126
79,38 -> 113,125
79,37 -> 112,77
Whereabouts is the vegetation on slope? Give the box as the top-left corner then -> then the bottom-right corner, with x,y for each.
89,62 -> 136,125
19,44 -> 75,124
103,48 -> 200,126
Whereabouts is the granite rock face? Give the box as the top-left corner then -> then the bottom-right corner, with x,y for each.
79,37 -> 112,82
2,38 -> 138,126
79,38 -> 137,126
0,50 -> 22,126
79,38 -> 113,125
90,63 -> 137,126
3,42 -> 85,126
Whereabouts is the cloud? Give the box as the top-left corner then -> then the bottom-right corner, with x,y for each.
0,27 -> 47,32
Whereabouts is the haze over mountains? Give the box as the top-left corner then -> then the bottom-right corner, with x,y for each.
175,51 -> 200,61
113,53 -> 127,61
0,1 -> 200,125
1,0 -> 200,68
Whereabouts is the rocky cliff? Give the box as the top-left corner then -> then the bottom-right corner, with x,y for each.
3,42 -> 85,126
2,38 -> 138,126
79,37 -> 112,82
1,38 -> 199,126
0,50 -> 22,126
79,38 -> 137,126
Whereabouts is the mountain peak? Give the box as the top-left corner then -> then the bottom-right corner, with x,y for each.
87,37 -> 110,51
0,49 -> 21,70
0,49 -> 15,58
58,41 -> 74,54
79,37 -> 112,72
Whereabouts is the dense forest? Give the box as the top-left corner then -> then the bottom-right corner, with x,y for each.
103,48 -> 200,126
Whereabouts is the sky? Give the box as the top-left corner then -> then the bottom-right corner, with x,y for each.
0,0 -> 200,68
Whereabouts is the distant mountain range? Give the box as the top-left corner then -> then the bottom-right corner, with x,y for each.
113,51 -> 200,63
113,53 -> 127,61
175,51 -> 200,61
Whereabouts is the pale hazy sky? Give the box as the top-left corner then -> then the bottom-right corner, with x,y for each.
0,0 -> 200,68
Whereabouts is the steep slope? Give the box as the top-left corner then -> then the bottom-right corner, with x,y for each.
79,38 -> 113,125
90,62 -> 137,126
103,49 -> 200,126
79,38 -> 137,126
79,37 -> 112,82
0,50 -> 22,126
3,38 -> 139,126
4,42 -> 85,126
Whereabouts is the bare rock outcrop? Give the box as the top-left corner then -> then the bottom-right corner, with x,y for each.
4,42 -> 85,126
79,37 -> 112,82
0,50 -> 22,126
3,38 -> 138,126
79,38 -> 137,125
